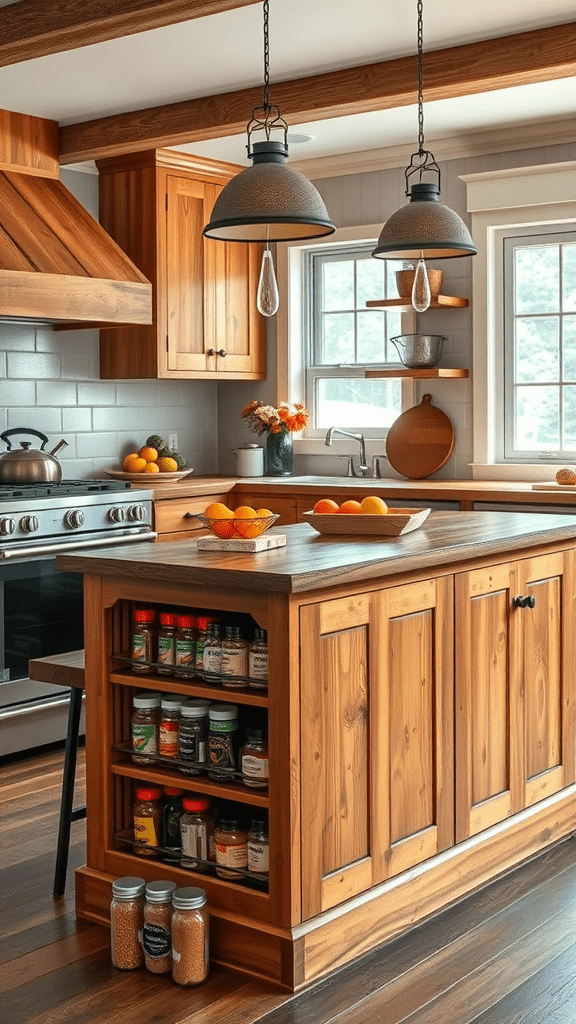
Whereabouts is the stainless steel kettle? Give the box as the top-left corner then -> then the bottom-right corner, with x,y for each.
0,428 -> 68,484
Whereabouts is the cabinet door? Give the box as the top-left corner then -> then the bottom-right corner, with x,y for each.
165,174 -> 211,373
455,550 -> 576,842
300,577 -> 453,919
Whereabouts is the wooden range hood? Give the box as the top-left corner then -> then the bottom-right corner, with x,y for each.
0,109 -> 152,327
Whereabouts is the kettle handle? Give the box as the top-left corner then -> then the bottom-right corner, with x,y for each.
0,427 -> 50,451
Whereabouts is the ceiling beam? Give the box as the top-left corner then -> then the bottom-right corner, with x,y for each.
59,20 -> 576,164
0,0 -> 262,67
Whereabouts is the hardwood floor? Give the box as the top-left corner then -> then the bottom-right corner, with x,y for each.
2,745 -> 576,1024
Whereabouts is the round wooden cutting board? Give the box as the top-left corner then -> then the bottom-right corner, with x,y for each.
385,394 -> 455,479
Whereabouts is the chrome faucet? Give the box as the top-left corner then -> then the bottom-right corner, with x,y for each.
325,427 -> 368,475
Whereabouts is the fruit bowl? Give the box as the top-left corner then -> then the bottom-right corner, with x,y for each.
195,513 -> 280,539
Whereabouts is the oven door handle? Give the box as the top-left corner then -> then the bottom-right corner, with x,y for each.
0,530 -> 157,560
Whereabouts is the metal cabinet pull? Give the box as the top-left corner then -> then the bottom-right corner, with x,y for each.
513,595 -> 536,609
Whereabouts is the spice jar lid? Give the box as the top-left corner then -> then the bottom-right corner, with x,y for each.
176,614 -> 195,628
245,727 -> 265,740
135,787 -> 162,800
134,609 -> 155,623
161,694 -> 185,710
133,691 -> 162,709
145,879 -> 177,902
112,875 -> 146,898
182,796 -> 211,812
172,886 -> 207,909
180,698 -> 211,718
163,787 -> 184,797
159,612 -> 178,626
209,704 -> 238,721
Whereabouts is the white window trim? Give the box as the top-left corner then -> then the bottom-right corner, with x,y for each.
462,161 -> 576,482
276,224 -> 416,457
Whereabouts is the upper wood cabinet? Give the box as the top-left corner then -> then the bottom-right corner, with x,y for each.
96,149 -> 265,380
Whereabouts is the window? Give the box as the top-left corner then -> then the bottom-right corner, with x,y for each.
504,231 -> 576,459
305,243 -> 404,431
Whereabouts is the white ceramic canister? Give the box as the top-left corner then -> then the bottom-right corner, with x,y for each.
232,444 -> 264,477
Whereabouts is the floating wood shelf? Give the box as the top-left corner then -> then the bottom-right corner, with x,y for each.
366,367 -> 469,379
366,295 -> 469,309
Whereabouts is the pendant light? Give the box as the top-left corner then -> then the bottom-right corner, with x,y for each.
203,1 -> 335,246
372,0 -> 476,310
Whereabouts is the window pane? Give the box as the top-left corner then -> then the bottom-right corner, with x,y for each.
322,261 -> 354,311
563,385 -> 576,450
357,311 -> 385,363
564,316 -> 576,380
515,246 -> 559,314
516,316 -> 559,382
563,245 -> 576,311
316,378 -> 401,429
356,259 -> 385,308
515,385 -> 559,450
322,313 -> 355,363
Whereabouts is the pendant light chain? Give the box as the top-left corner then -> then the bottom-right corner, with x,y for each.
262,0 -> 271,114
417,0 -> 425,156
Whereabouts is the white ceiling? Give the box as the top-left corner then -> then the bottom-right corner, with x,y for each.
0,0 -> 574,168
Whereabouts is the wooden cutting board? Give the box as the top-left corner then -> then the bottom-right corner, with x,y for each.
386,394 -> 455,479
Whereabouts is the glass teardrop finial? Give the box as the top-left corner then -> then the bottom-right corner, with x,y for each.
257,248 -> 280,317
412,256 -> 431,312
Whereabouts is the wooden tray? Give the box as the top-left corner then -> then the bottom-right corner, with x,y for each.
302,507 -> 431,537
532,482 -> 576,492
386,394 -> 454,479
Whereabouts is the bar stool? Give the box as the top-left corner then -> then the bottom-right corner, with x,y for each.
27,649 -> 86,897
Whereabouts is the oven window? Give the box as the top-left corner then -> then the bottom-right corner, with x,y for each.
3,570 -> 84,681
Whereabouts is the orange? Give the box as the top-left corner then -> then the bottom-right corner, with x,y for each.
338,500 -> 363,514
157,456 -> 178,473
122,453 -> 146,473
233,505 -> 260,538
138,446 -> 158,462
313,498 -> 340,514
143,462 -> 160,473
360,495 -> 388,515
255,508 -> 274,520
204,502 -> 235,539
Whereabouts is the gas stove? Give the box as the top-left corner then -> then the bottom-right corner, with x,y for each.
0,479 -> 155,560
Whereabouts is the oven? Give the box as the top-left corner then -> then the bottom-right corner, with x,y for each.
0,480 -> 155,756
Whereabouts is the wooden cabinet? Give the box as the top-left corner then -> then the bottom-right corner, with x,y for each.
455,550 -> 576,842
153,490 -> 233,541
96,150 -> 265,380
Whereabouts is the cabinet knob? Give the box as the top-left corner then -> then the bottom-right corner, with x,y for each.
513,595 -> 536,609
217,349 -> 227,357
206,349 -> 227,357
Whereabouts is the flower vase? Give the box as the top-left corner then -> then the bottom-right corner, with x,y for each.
265,431 -> 293,477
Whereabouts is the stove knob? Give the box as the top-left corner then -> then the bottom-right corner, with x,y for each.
109,505 -> 127,523
0,516 -> 16,535
20,514 -> 39,534
66,508 -> 85,529
128,503 -> 147,522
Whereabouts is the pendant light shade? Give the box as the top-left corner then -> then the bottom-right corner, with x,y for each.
204,141 -> 335,242
203,2 -> 335,244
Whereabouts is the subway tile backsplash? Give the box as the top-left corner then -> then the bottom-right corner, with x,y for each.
0,322 -> 219,479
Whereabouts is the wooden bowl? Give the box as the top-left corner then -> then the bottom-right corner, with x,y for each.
302,508 -> 431,537
395,268 -> 444,300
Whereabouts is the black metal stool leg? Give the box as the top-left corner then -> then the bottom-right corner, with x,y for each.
53,687 -> 86,898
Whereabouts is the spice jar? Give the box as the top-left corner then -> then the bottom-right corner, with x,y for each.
174,614 -> 196,679
131,609 -> 157,673
214,817 -> 248,881
110,875 -> 145,970
208,704 -> 239,782
158,694 -> 184,759
133,786 -> 162,856
202,623 -> 222,685
157,612 -> 178,676
143,879 -> 176,974
171,886 -> 209,986
241,728 -> 269,789
131,691 -> 161,764
179,698 -> 211,775
247,817 -> 269,881
162,787 -> 184,863
220,625 -> 249,689
180,795 -> 215,872
248,628 -> 268,689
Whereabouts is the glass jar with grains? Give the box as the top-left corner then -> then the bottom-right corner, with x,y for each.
143,879 -> 177,974
171,886 -> 209,986
110,875 -> 145,970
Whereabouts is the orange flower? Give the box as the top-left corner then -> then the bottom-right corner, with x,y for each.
241,400 -> 309,436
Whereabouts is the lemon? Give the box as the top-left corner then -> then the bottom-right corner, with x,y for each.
157,456 -> 179,473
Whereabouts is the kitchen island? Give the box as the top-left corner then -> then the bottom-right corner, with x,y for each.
59,511 -> 576,990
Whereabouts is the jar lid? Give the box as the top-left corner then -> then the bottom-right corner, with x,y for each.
133,691 -> 161,709
245,728 -> 264,740
218,818 -> 242,831
163,787 -> 184,797
172,886 -> 207,909
161,694 -> 185,710
145,879 -> 177,902
159,612 -> 178,626
176,614 -> 195,627
112,875 -> 146,898
134,609 -> 155,623
135,787 -> 162,800
209,704 -> 238,721
180,698 -> 211,717
182,796 -> 211,812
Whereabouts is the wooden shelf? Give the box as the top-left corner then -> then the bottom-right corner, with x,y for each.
365,367 -> 469,378
366,295 -> 469,309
